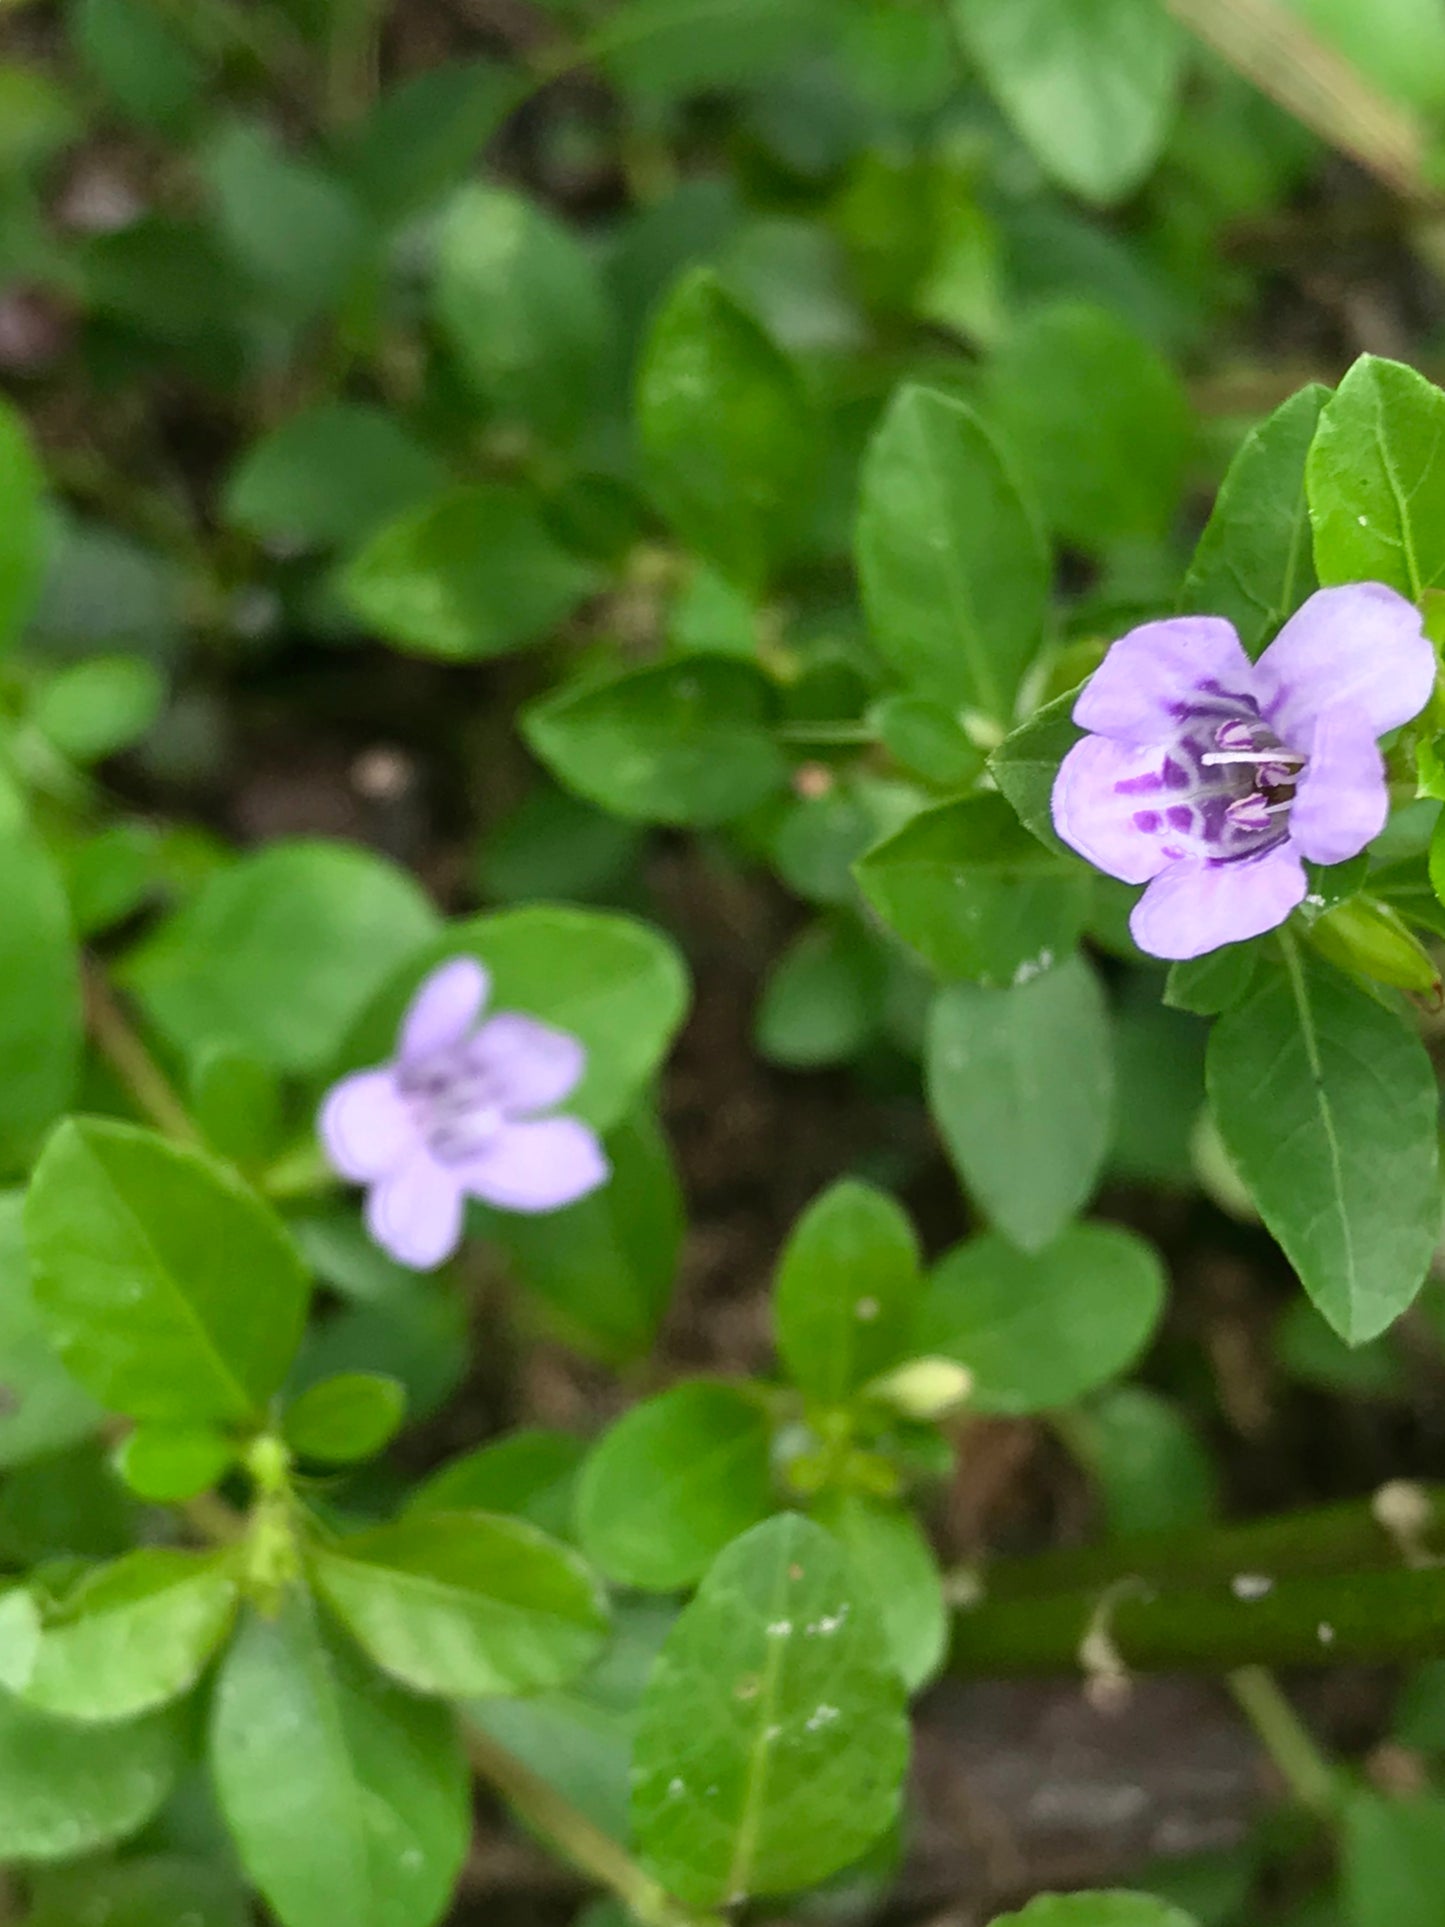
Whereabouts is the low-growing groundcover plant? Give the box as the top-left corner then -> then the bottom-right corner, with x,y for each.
7,4 -> 1445,1927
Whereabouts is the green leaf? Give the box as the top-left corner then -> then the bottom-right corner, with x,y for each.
114,1422 -> 236,1502
638,267 -> 820,593
631,1512 -> 909,1906
871,694 -> 985,789
926,954 -> 1113,1252
524,658 -> 786,826
1164,942 -> 1261,1016
954,0 -> 1184,204
1181,385 -> 1326,656
1207,951 -> 1440,1342
0,1192 -> 101,1468
410,1428 -> 585,1539
20,1548 -> 237,1722
121,838 -> 440,1077
342,906 -> 689,1135
598,0 -> 832,96
917,1224 -> 1166,1414
811,1491 -> 945,1691
0,399 -> 46,654
989,1898 -> 1198,1927
470,1595 -> 673,1847
0,806 -> 82,1174
577,1381 -> 776,1591
1307,354 -> 1445,598
1343,1793 -> 1445,1927
340,485 -> 596,660
988,683 -> 1084,855
983,302 -> 1191,550
25,1119 -> 310,1424
484,1107 -> 682,1364
773,1179 -> 922,1404
32,654 -> 164,763
224,404 -> 448,551
26,1856 -> 250,1927
435,183 -> 611,446
284,1373 -> 406,1464
343,60 -> 514,225
312,1511 -> 608,1699
855,792 -> 1089,985
0,63 -> 80,176
1068,1386 -> 1219,1539
856,384 -> 1049,721
0,1686 -> 180,1860
210,1596 -> 470,1927
755,920 -> 887,1068
71,0 -> 207,131
202,119 -> 370,325
477,784 -> 643,905
190,1041 -> 284,1167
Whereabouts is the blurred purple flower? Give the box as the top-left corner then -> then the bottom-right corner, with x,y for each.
1052,583 -> 1435,960
320,957 -> 609,1270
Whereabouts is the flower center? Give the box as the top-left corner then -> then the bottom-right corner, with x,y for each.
1122,692 -> 1308,865
397,1046 -> 508,1165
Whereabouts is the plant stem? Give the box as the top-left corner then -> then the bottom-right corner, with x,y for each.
83,960 -> 201,1146
951,1551 -> 1445,1676
1228,1666 -> 1339,1817
182,1490 -> 247,1545
465,1723 -> 715,1927
974,1484 -> 1445,1602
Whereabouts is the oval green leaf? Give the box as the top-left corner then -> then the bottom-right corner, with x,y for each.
209,1596 -> 470,1927
26,1118 -> 310,1424
917,1223 -> 1166,1414
631,1512 -> 909,1906
577,1381 -> 776,1591
311,1510 -> 608,1699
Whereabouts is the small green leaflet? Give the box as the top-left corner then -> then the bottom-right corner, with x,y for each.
310,1510 -> 608,1699
1207,950 -> 1440,1343
209,1596 -> 470,1927
1307,354 -> 1445,599
631,1513 -> 909,1907
25,1119 -> 310,1425
926,954 -> 1114,1252
576,1381 -> 775,1591
856,384 -> 1049,721
1181,384 -> 1326,656
772,1178 -> 922,1403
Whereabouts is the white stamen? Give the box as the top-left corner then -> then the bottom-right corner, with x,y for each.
1200,748 -> 1306,769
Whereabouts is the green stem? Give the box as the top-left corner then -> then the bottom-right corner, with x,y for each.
84,961 -> 202,1147
973,1485 -> 1445,1602
465,1723 -> 718,1927
1228,1666 -> 1339,1817
951,1555 -> 1445,1676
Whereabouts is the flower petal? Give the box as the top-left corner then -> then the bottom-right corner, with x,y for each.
461,1117 -> 609,1214
319,1069 -> 414,1182
400,956 -> 489,1061
1052,735 -> 1177,885
473,1013 -> 586,1114
365,1151 -> 465,1270
1288,710 -> 1388,865
1255,583 -> 1435,747
1073,616 -> 1256,744
1130,846 -> 1307,960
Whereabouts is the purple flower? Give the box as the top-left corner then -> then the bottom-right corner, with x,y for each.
319,957 -> 609,1270
1051,584 -> 1435,960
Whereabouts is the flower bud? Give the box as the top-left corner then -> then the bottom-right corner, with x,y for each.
1306,897 -> 1442,1003
867,1355 -> 974,1422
